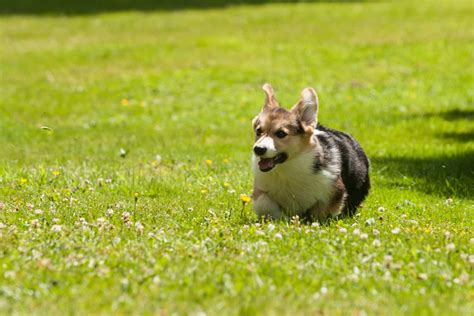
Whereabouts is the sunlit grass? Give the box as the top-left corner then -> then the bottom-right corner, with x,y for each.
0,0 -> 473,314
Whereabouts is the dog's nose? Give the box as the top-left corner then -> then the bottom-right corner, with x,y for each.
253,146 -> 267,156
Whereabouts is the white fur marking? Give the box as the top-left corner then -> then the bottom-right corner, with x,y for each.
253,150 -> 339,217
253,193 -> 282,219
255,136 -> 278,158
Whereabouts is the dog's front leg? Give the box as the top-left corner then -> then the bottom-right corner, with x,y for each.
252,189 -> 282,219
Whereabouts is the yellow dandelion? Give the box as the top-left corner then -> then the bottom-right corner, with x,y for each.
20,178 -> 27,184
223,182 -> 230,188
201,189 -> 208,194
52,170 -> 60,176
121,98 -> 129,106
134,192 -> 139,205
223,159 -> 229,164
240,194 -> 251,204
140,101 -> 146,107
205,159 -> 213,166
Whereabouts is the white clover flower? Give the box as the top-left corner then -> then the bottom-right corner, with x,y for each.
120,278 -> 129,287
445,198 -> 453,205
320,286 -> 328,295
365,218 -> 375,225
470,238 -> 474,244
353,228 -> 361,236
78,217 -> 87,224
418,273 -> 428,280
377,206 -> 385,212
267,223 -> 275,232
31,219 -> 41,228
255,229 -> 265,236
122,211 -> 130,221
360,233 -> 368,240
372,239 -> 381,247
401,214 -> 407,219
444,231 -> 451,239
135,222 -> 144,233
446,243 -> 455,252
311,222 -> 320,227
0,202 -> 5,210
459,272 -> 469,284
391,227 -> 401,234
97,217 -> 106,225
373,229 -> 380,236
34,209 -> 44,215
4,270 -> 16,279
274,232 -> 283,239
384,255 -> 393,263
52,218 -> 60,223
339,227 -> 347,234
0,222 -> 6,229
106,208 -> 114,217
32,249 -> 42,259
51,224 -> 62,232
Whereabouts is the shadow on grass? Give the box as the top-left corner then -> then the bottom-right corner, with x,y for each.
439,131 -> 474,143
438,109 -> 474,121
0,0 -> 363,15
413,109 -> 474,122
372,151 -> 474,199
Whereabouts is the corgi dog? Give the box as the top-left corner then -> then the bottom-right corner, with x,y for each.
252,83 -> 370,221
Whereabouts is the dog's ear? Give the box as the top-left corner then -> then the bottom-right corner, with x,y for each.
262,83 -> 279,109
291,87 -> 319,130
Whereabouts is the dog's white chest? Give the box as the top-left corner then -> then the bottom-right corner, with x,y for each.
253,152 -> 337,216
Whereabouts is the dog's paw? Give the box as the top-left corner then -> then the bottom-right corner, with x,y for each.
253,193 -> 282,219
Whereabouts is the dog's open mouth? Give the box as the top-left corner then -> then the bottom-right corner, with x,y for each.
258,153 -> 288,172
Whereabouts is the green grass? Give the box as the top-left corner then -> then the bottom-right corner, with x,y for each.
0,0 -> 473,314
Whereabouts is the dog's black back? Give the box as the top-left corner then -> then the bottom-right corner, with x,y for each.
315,124 -> 370,216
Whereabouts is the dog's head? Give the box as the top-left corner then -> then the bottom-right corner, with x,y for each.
252,83 -> 319,172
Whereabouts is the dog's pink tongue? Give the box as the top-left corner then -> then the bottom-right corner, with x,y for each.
258,158 -> 274,171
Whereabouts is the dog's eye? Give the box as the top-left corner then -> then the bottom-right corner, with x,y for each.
256,128 -> 263,136
275,130 -> 288,138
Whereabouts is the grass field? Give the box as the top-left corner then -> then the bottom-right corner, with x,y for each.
1,0 -> 473,314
